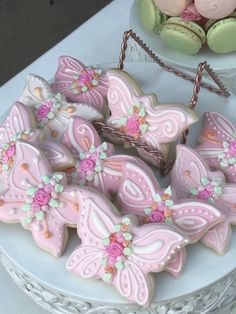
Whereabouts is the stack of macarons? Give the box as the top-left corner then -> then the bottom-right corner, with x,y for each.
138,0 -> 236,55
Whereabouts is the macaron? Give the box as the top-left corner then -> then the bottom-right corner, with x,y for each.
207,17 -> 236,54
154,0 -> 192,16
138,0 -> 167,33
160,17 -> 206,55
195,0 -> 236,20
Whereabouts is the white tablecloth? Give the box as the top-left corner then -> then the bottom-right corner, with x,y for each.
0,1 -> 132,313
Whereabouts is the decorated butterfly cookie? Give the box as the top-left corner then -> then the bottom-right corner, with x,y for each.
0,102 -> 74,184
51,56 -> 108,113
105,69 -> 198,166
0,141 -> 82,256
19,74 -> 103,141
66,190 -> 189,307
196,112 -> 236,183
171,145 -> 236,255
62,116 -> 149,197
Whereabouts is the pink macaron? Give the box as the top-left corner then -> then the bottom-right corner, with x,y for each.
195,0 -> 236,19
154,0 -> 192,16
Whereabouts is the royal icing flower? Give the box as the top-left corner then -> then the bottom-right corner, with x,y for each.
0,130 -> 32,174
22,174 -> 64,229
120,103 -> 149,139
71,143 -> 108,185
217,135 -> 236,169
101,217 -> 133,283
70,67 -> 102,95
19,74 -> 102,141
189,176 -> 223,202
35,95 -> 62,128
144,187 -> 174,224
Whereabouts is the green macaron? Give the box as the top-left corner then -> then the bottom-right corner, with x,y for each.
138,0 -> 167,33
207,17 -> 236,54
160,17 -> 206,55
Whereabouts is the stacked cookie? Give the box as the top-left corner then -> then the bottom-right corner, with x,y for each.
139,0 -> 236,55
1,56 -> 236,307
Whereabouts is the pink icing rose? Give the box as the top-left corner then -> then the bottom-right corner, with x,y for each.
106,242 -> 123,258
37,105 -> 50,119
79,158 -> 96,173
31,202 -> 41,213
229,140 -> 236,155
44,184 -> 54,194
78,73 -> 93,84
126,117 -> 140,134
197,189 -> 212,200
149,210 -> 165,223
157,201 -> 168,212
180,4 -> 202,21
34,189 -> 51,206
6,145 -> 16,157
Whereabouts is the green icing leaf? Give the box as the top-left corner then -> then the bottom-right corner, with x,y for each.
42,176 -> 50,184
36,211 -> 45,221
55,183 -> 63,193
190,188 -> 198,196
140,124 -> 148,133
22,203 -> 31,211
99,152 -> 107,159
49,199 -> 59,208
200,177 -> 209,186
22,216 -> 33,226
26,187 -> 37,196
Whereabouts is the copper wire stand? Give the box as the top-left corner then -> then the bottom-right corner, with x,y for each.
94,30 -> 230,175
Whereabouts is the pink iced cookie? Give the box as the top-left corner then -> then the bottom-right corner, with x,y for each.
195,0 -> 236,19
0,102 -> 74,179
196,112 -> 236,183
0,141 -> 83,256
117,161 -> 223,273
106,69 -> 198,166
19,74 -> 103,141
62,116 -> 151,197
171,145 -> 236,255
52,56 -> 108,113
154,0 -> 192,16
66,190 -> 189,307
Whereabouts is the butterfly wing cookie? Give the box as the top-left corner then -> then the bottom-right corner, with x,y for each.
19,74 -> 103,141
0,141 -> 80,256
196,112 -> 236,183
52,56 -> 108,113
171,145 -> 236,254
66,191 -> 189,307
106,69 -> 198,166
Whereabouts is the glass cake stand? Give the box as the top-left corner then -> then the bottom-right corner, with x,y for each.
1,62 -> 236,314
129,0 -> 236,94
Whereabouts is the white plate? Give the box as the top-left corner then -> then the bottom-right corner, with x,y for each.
1,62 -> 236,308
130,0 -> 236,72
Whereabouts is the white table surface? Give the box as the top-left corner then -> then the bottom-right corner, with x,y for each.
0,0 -> 132,313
